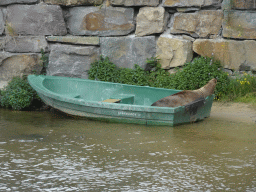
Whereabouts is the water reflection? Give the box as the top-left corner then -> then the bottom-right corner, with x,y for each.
0,108 -> 255,191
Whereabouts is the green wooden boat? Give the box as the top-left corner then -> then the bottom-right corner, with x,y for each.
28,75 -> 214,126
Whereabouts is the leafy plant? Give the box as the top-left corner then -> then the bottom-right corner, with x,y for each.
88,56 -> 120,82
168,57 -> 230,99
88,56 -> 167,86
0,76 -> 39,110
119,65 -> 149,86
89,56 -> 256,101
146,57 -> 171,88
225,72 -> 256,101
39,49 -> 49,75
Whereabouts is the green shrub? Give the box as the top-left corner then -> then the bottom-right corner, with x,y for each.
225,72 -> 256,101
119,65 -> 150,86
88,56 -> 120,82
40,49 -> 49,75
168,57 -> 230,99
88,56 -> 234,100
31,49 -> 49,75
145,57 -> 171,88
0,76 -> 39,110
88,56 -> 171,87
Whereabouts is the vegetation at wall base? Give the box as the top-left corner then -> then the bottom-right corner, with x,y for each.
89,56 -> 256,102
0,76 -> 42,110
88,56 -> 120,82
40,49 -> 49,75
222,72 -> 256,103
0,51 -> 49,111
88,56 -> 233,100
2,55 -> 255,111
169,57 -> 230,100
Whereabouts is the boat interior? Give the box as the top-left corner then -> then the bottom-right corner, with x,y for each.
42,77 -> 181,106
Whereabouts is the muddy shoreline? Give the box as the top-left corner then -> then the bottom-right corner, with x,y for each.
211,102 -> 256,124
0,99 -> 255,125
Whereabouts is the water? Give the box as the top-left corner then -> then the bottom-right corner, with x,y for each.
0,108 -> 255,191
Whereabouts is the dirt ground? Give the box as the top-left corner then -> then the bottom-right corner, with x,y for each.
211,102 -> 256,124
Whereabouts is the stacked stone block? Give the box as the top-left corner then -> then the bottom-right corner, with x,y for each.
0,0 -> 256,85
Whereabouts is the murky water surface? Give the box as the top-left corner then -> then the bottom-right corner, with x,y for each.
0,108 -> 255,191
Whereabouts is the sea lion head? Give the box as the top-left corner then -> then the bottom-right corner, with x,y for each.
208,78 -> 217,85
199,78 -> 217,97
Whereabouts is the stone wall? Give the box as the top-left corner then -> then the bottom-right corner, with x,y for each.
0,0 -> 256,87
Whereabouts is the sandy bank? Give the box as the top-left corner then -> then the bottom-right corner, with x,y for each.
211,102 -> 256,124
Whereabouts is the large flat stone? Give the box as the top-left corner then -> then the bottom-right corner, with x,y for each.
135,7 -> 169,37
222,10 -> 256,39
171,10 -> 223,38
0,0 -> 38,5
46,36 -> 100,45
44,0 -> 103,6
6,4 -> 67,36
233,0 -> 256,9
4,36 -> 48,53
193,39 -> 256,71
156,34 -> 193,69
0,53 -> 42,81
222,0 -> 256,10
47,44 -> 100,79
110,0 -> 160,6
100,36 -> 156,69
163,0 -> 221,7
67,6 -> 134,36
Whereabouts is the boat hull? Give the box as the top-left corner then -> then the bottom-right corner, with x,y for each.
28,75 -> 215,126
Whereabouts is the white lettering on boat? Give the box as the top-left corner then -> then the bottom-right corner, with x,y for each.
118,111 -> 140,117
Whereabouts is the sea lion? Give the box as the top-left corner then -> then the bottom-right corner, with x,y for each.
151,78 -> 217,108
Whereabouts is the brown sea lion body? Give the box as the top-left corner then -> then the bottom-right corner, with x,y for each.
151,78 -> 217,108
